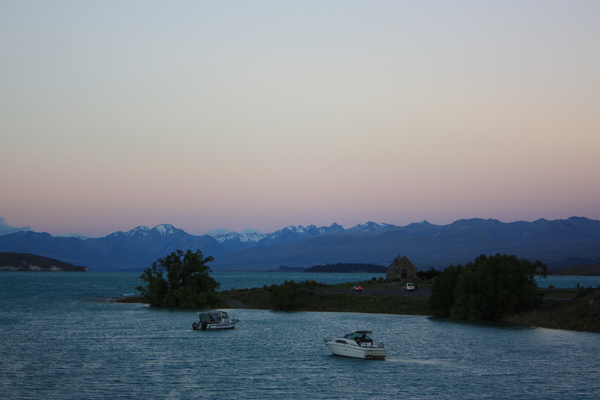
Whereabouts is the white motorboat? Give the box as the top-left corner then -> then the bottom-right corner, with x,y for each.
325,331 -> 386,359
192,311 -> 239,330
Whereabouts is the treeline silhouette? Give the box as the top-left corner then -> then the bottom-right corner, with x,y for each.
416,267 -> 442,280
305,262 -> 386,273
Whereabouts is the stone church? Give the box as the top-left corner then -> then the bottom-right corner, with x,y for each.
386,255 -> 418,281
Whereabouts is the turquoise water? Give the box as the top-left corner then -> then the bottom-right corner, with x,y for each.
535,274 -> 600,289
1,272 -> 599,399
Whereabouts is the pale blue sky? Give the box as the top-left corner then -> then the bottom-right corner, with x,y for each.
1,1 -> 599,237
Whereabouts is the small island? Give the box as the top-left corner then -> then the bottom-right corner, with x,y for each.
305,262 -> 387,273
0,252 -> 88,272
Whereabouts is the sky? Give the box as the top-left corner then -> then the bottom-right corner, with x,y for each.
1,0 -> 599,237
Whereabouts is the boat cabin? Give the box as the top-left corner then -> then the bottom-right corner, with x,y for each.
343,331 -> 374,345
198,311 -> 230,323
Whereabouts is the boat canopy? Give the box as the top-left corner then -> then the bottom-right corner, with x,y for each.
198,311 -> 228,323
343,331 -> 374,343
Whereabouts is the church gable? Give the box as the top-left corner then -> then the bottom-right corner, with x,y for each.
386,255 -> 417,281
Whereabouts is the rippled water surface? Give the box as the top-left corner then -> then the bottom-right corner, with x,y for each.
1,272 -> 599,399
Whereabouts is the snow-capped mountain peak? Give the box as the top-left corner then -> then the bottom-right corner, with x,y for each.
283,225 -> 313,234
110,224 -> 183,238
127,226 -> 150,236
107,225 -> 150,238
213,231 -> 265,244
348,221 -> 394,232
153,224 -> 178,236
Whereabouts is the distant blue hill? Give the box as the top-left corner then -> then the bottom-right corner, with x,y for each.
0,217 -> 599,271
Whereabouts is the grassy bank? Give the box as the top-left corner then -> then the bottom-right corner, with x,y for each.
218,286 -> 431,315
502,287 -> 600,332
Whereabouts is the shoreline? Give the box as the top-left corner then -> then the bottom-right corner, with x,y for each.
115,283 -> 598,333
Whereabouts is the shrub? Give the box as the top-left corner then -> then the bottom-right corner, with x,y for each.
270,280 -> 312,311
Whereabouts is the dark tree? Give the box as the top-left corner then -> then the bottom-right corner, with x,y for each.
430,254 -> 547,320
136,249 -> 220,308
429,264 -> 463,318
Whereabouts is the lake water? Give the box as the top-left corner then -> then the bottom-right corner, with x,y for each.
1,272 -> 599,399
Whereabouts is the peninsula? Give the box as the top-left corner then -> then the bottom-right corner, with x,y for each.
0,252 -> 88,272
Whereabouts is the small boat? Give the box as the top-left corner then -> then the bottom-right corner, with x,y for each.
325,331 -> 386,359
192,310 -> 239,330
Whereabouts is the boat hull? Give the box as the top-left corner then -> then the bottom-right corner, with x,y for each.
204,323 -> 237,330
192,321 -> 239,330
326,342 -> 386,360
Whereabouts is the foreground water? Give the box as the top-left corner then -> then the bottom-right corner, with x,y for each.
1,272 -> 599,399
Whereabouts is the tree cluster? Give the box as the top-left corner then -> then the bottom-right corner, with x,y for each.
136,249 -> 220,308
268,280 -> 312,311
429,254 -> 547,320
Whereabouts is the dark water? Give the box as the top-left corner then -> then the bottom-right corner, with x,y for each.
1,272 -> 599,399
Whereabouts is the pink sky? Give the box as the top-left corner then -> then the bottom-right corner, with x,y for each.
1,1 -> 599,237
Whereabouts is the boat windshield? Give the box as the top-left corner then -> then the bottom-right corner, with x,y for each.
199,312 -> 223,323
209,312 -> 223,321
343,332 -> 373,343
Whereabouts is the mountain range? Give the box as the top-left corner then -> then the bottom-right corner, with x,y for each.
0,217 -> 599,271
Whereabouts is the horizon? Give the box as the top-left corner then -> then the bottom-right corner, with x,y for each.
0,215 -> 596,239
2,1 -> 599,238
